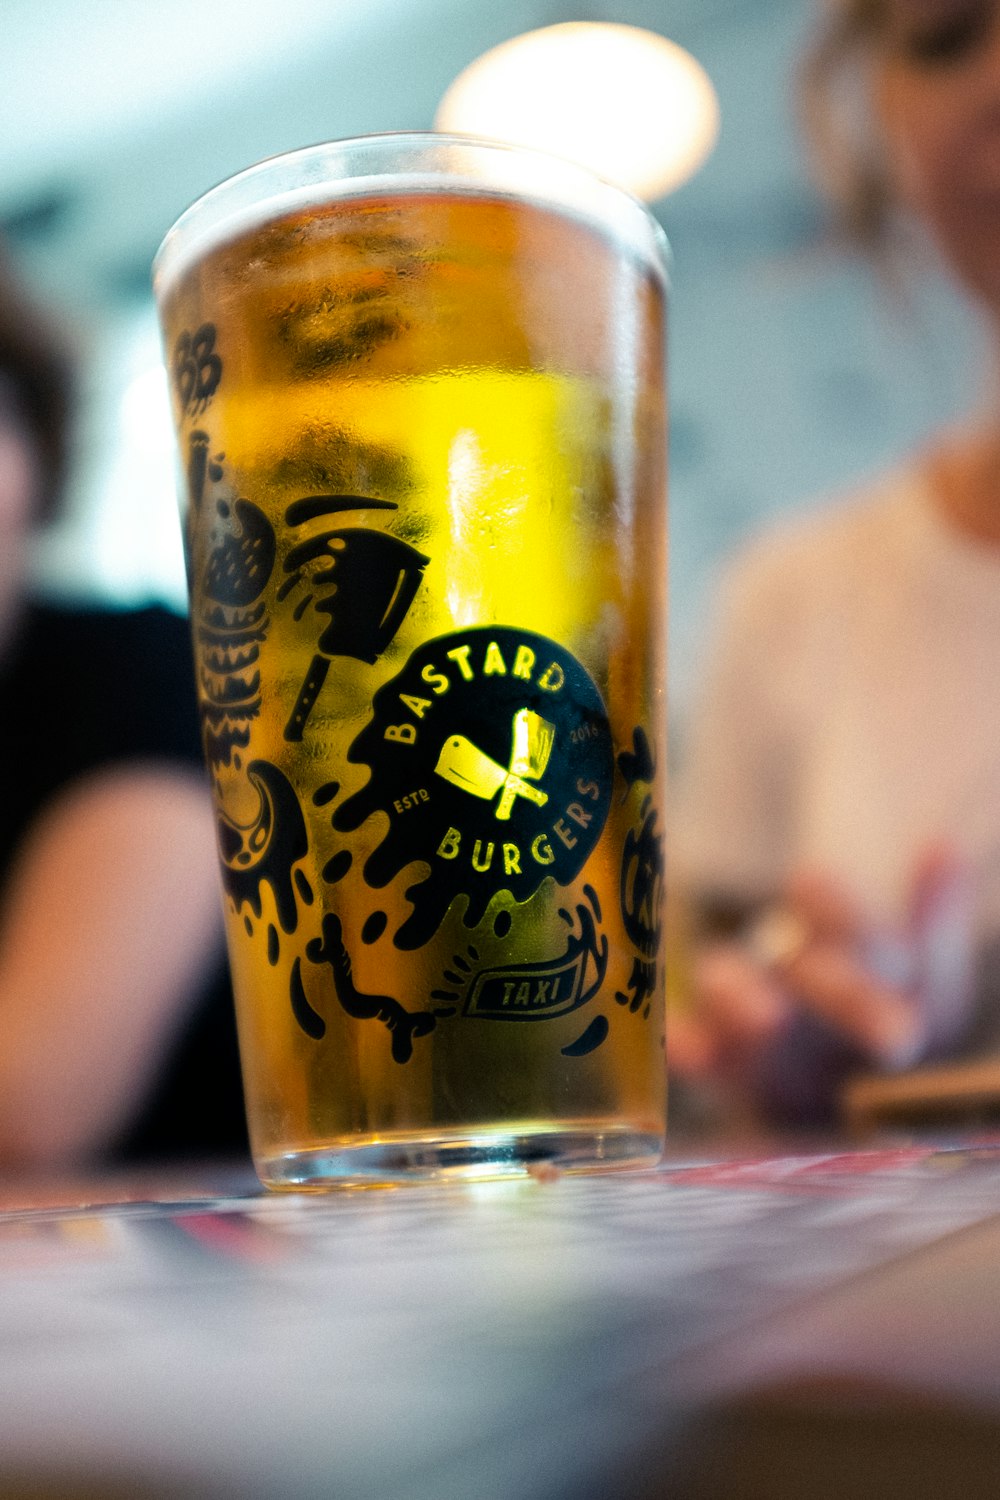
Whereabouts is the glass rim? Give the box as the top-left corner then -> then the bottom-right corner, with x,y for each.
152,129 -> 670,298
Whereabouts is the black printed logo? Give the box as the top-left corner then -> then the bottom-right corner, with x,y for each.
186,429 -> 224,514
615,728 -> 664,1019
333,627 -> 614,949
442,884 -> 607,1013
216,759 -> 310,935
173,324 -> 222,417
196,497 -> 277,768
276,494 -> 430,741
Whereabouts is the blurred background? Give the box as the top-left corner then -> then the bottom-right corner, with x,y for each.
0,0 -> 985,735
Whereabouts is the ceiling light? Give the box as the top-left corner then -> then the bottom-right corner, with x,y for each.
434,22 -> 719,202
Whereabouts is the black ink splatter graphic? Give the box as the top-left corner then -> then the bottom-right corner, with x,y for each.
197,499 -> 277,767
186,430 -> 225,515
561,1015 -> 609,1057
362,911 -> 388,944
278,494 -> 429,740
617,725 -> 656,795
305,912 -> 436,1062
430,944 -> 482,1015
216,760 -> 308,934
333,628 -> 614,950
173,324 -> 222,416
289,956 -> 326,1040
322,850 -> 353,884
615,730 -> 664,1016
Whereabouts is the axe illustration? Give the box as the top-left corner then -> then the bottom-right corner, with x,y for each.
435,708 -> 555,821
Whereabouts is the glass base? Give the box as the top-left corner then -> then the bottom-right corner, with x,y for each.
256,1123 -> 664,1190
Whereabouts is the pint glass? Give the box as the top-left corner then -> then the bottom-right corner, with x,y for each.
154,134 -> 668,1187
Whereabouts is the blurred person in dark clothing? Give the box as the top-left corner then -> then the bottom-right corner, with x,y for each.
674,0 -> 1000,1124
0,241 -> 247,1165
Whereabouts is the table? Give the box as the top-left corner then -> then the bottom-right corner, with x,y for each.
3,1139 -> 1000,1498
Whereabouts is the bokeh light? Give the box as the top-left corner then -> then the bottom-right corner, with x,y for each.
435,22 -> 719,202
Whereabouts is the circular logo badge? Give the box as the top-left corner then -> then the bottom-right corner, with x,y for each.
333,627 -> 614,948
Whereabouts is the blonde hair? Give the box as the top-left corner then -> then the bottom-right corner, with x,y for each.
798,0 -> 893,252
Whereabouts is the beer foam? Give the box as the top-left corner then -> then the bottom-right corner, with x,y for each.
153,137 -> 670,298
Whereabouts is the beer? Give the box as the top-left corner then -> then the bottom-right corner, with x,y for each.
155,138 -> 668,1185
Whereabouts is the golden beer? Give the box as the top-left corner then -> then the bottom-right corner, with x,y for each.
155,136 -> 668,1186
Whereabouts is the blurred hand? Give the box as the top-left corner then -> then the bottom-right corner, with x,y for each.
672,843 -> 977,1123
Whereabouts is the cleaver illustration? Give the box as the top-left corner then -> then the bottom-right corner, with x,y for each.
435,709 -> 555,821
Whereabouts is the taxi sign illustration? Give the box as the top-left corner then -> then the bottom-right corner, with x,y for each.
434,708 -> 555,820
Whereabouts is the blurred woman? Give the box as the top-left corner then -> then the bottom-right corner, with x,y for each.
0,241 -> 246,1165
674,0 -> 1000,1123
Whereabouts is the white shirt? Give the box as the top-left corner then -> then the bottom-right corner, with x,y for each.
675,464 -> 1000,944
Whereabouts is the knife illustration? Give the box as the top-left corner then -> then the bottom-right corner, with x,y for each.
434,708 -> 555,821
